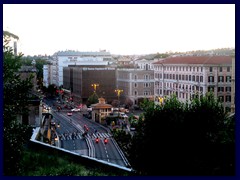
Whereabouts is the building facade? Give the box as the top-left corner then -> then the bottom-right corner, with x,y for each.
44,50 -> 112,87
231,53 -> 235,113
153,56 -> 232,112
117,59 -> 155,105
63,66 -> 117,104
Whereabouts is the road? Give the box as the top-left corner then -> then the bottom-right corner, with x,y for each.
43,98 -> 130,168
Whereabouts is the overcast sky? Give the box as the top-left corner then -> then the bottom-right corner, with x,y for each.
3,4 -> 235,56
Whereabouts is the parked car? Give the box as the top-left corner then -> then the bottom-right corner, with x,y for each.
67,112 -> 73,116
71,108 -> 81,112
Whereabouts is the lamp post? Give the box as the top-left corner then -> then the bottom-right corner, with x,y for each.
91,83 -> 99,93
115,89 -> 123,126
115,89 -> 123,103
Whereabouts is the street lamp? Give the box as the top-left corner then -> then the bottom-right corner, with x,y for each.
115,89 -> 123,125
91,83 -> 99,93
115,89 -> 123,102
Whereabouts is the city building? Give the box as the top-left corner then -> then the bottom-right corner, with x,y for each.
43,50 -> 112,87
153,56 -> 233,112
117,59 -> 155,106
91,98 -> 113,124
18,65 -> 41,126
63,65 -> 117,104
231,53 -> 235,113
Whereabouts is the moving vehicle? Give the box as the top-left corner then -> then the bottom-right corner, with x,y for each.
71,108 -> 81,112
104,138 -> 108,144
95,137 -> 99,143
67,112 -> 73,116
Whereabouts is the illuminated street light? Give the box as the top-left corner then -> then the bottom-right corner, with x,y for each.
91,83 -> 99,92
115,89 -> 123,101
115,89 -> 123,120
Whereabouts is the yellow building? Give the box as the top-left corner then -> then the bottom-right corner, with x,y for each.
91,98 -> 113,124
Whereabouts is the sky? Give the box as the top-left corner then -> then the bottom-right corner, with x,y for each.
3,4 -> 235,56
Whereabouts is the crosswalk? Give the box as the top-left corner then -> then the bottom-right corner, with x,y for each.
58,132 -> 112,141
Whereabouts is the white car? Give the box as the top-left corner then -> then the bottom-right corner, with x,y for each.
71,108 -> 81,112
67,112 -> 73,116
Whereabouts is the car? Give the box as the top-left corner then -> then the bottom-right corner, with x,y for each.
67,112 -> 73,116
95,137 -> 99,143
104,138 -> 108,144
71,108 -> 81,112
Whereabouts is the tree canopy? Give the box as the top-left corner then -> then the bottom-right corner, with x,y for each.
3,34 -> 33,175
126,94 -> 235,175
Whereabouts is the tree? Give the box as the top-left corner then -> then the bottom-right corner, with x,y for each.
87,93 -> 99,106
128,94 -> 235,175
3,33 -> 33,175
111,99 -> 119,107
124,98 -> 133,109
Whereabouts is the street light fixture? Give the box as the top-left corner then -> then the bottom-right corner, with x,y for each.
115,89 -> 123,102
115,89 -> 123,124
91,83 -> 99,93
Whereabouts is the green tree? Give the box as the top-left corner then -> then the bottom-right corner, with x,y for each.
87,93 -> 99,106
128,94 -> 235,175
3,33 -> 34,175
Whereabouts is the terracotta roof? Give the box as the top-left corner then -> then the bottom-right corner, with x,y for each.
91,98 -> 112,109
91,103 -> 112,109
153,56 -> 232,65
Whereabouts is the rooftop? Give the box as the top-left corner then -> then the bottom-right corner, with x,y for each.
153,56 -> 232,65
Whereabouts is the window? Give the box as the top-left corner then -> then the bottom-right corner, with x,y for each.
208,76 -> 214,82
200,76 -> 203,82
226,87 -> 231,92
226,76 -> 231,82
144,74 -> 149,80
196,76 -> 199,82
218,96 -> 224,102
218,76 -> 224,82
134,83 -> 137,88
144,83 -> 151,88
218,87 -> 224,92
189,75 -> 191,81
226,95 -> 231,102
210,67 -> 213,72
146,64 -> 149,70
179,74 -> 181,80
219,67 -> 222,72
185,75 -> 188,81
134,91 -> 138,96
134,75 -> 137,80
227,67 -> 230,72
192,75 -> 195,82
208,87 -> 214,92
144,91 -> 150,96
182,75 -> 184,80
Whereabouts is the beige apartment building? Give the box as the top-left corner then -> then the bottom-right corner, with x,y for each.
117,59 -> 155,105
153,56 -> 233,112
